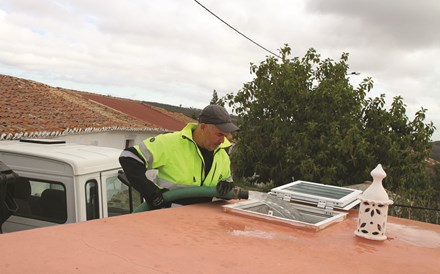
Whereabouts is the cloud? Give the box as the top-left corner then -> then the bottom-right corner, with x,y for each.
0,0 -> 439,139
306,0 -> 440,49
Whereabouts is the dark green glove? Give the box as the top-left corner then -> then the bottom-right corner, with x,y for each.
216,181 -> 235,196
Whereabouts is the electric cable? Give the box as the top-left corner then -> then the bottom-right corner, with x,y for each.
193,0 -> 282,59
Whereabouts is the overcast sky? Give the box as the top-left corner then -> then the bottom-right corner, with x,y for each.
1,0 -> 439,140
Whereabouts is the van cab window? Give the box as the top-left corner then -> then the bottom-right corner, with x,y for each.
85,180 -> 99,220
106,175 -> 142,216
12,178 -> 67,224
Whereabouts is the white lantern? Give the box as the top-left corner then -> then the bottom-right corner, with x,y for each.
355,164 -> 393,240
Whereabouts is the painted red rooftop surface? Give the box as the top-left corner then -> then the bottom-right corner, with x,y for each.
1,202 -> 439,273
78,91 -> 193,131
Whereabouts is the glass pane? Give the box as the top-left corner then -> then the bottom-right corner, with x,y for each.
106,175 -> 142,217
85,180 -> 99,220
12,178 -> 67,223
242,203 -> 328,224
283,182 -> 353,199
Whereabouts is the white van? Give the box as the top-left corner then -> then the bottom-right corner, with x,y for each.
0,139 -> 142,233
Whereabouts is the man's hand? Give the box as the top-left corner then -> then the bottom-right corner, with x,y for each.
148,188 -> 169,209
216,181 -> 235,196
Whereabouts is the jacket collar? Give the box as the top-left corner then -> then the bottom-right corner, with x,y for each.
181,123 -> 232,149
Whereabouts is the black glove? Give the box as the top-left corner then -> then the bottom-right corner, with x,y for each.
148,188 -> 169,209
216,181 -> 235,196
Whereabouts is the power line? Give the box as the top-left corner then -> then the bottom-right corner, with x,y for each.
393,203 -> 440,212
193,0 -> 281,59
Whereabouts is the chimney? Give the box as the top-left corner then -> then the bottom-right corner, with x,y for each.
355,164 -> 393,240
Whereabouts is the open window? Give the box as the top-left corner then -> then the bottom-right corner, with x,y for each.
104,171 -> 142,217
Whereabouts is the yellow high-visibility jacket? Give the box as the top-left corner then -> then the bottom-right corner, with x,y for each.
134,123 -> 233,189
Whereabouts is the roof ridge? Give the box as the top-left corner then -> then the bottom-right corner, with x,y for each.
0,126 -> 165,141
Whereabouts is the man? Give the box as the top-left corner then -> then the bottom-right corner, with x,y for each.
119,104 -> 239,210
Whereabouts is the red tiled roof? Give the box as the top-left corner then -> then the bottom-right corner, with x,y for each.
77,91 -> 191,131
0,74 -> 194,140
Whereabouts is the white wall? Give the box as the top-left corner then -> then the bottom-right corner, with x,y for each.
54,130 -> 165,149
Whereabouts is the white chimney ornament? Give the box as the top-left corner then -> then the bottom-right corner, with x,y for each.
355,164 -> 393,240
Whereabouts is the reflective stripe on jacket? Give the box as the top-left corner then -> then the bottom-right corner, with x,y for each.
134,123 -> 232,189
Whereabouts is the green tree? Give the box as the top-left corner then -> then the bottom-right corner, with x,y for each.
210,90 -> 224,106
225,45 -> 435,194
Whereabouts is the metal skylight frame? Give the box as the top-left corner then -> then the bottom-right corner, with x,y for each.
223,199 -> 347,231
270,180 -> 362,209
223,180 -> 362,231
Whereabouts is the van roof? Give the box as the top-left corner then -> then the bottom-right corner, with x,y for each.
0,140 -> 121,175
1,202 -> 439,273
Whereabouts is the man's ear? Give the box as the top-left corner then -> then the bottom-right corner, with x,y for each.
200,123 -> 208,130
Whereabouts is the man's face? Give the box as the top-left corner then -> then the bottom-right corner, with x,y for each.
202,124 -> 229,151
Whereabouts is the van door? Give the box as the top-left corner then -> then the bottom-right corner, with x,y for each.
101,170 -> 143,218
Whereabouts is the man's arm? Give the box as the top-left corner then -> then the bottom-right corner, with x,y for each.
119,149 -> 167,209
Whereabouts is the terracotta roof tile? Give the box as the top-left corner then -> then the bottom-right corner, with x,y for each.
0,74 -> 188,140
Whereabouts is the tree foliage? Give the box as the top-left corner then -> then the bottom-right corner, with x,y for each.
225,45 -> 436,195
209,89 -> 222,105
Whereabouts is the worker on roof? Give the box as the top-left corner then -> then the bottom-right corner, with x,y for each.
119,104 -> 239,210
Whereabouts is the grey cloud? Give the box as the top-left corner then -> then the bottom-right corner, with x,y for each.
305,0 -> 440,49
